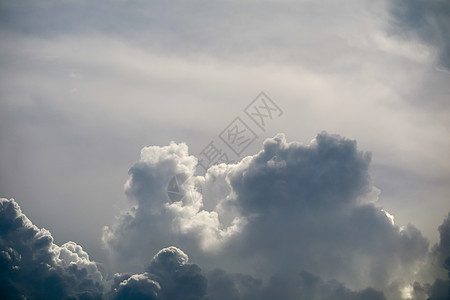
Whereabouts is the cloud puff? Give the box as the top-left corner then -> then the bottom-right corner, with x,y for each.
109,246 -> 207,300
436,213 -> 450,270
146,246 -> 207,300
111,273 -> 161,300
103,132 -> 431,298
0,198 -> 208,300
0,198 -> 103,299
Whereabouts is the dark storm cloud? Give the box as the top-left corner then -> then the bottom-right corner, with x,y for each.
0,198 -> 103,299
389,0 -> 450,70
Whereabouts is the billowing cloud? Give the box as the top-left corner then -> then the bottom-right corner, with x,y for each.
222,134 -> 429,293
0,198 -> 103,299
112,273 -> 161,300
109,246 -> 207,300
102,141 -> 246,272
102,132 -> 432,298
145,246 -> 207,300
2,132 -> 450,299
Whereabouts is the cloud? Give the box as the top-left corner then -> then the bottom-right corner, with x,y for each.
0,198 -> 103,299
0,198 -> 208,300
221,133 -> 429,296
389,0 -> 450,71
102,141 -> 245,271
103,132 -> 431,298
109,246 -> 207,300
107,245 -> 388,300
146,247 -> 207,300
2,132 -> 450,299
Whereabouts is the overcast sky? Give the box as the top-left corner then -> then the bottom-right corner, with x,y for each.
0,1 -> 449,299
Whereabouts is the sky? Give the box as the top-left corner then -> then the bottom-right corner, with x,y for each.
0,0 -> 449,299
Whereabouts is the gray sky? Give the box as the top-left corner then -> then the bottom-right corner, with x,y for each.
0,1 -> 449,299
